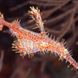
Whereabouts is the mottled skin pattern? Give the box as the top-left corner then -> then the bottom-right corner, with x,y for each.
0,12 -> 78,70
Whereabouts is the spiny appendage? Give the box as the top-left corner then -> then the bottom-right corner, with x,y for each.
12,39 -> 26,56
9,20 -> 22,37
29,7 -> 45,33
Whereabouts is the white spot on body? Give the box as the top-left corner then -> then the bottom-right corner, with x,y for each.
21,39 -> 39,53
40,41 -> 48,46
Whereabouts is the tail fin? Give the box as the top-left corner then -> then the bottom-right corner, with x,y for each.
65,53 -> 78,69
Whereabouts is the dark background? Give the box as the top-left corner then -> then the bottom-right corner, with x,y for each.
0,0 -> 78,78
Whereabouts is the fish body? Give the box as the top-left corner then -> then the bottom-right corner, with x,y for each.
0,16 -> 78,69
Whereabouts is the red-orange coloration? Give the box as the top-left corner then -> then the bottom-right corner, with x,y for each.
0,7 -> 78,70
